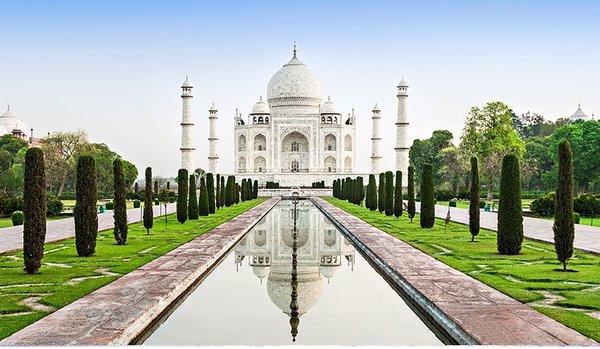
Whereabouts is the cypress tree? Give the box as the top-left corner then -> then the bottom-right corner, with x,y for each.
143,167 -> 153,234
240,179 -> 246,201
199,177 -> 209,216
253,180 -> 259,199
206,173 -> 216,214
497,154 -> 523,255
188,175 -> 199,219
407,166 -> 416,223
113,159 -> 128,245
333,179 -> 339,198
340,178 -> 345,199
215,174 -> 221,209
385,171 -> 394,216
23,148 -> 46,274
357,176 -> 364,206
394,171 -> 403,217
225,176 -> 234,206
236,183 -> 240,204
378,173 -> 385,213
221,176 -> 227,207
554,140 -> 574,270
367,174 -> 377,210
154,180 -> 159,200
469,157 -> 480,242
177,169 -> 188,223
75,155 -> 98,256
134,182 -> 139,199
419,164 -> 435,228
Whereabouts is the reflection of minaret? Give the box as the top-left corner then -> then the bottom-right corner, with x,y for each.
289,199 -> 300,342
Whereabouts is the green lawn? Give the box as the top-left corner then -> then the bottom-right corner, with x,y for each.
325,197 -> 600,342
0,198 -> 265,340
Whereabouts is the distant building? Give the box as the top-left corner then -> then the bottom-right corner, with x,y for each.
0,105 -> 42,146
569,103 -> 593,122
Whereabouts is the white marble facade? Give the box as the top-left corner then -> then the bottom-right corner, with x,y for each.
234,48 -> 357,186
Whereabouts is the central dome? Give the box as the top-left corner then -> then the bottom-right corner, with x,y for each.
267,51 -> 323,108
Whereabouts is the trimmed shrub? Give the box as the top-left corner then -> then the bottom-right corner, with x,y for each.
531,192 -> 555,216
385,171 -> 394,216
253,180 -> 259,199
449,200 -> 457,207
215,174 -> 221,209
23,148 -> 46,273
199,177 -> 209,216
188,175 -> 199,219
46,195 -> 63,217
12,210 -> 24,226
419,164 -> 435,228
573,194 -> 600,217
497,154 -> 523,255
105,201 -> 115,210
134,182 -> 139,199
75,155 -> 98,256
133,200 -> 140,208
469,157 -> 480,242
143,167 -> 154,234
394,171 -> 403,217
378,173 -> 385,213
225,176 -> 235,207
573,212 -> 581,224
112,158 -> 128,245
357,176 -> 364,205
366,175 -> 376,211
554,140 -> 574,270
206,173 -> 215,214
479,201 -> 486,209
407,166 -> 416,223
177,169 -> 188,223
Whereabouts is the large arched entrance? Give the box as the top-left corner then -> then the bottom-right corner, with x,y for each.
281,131 -> 309,173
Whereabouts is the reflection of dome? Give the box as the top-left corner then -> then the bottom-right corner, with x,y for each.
267,49 -> 323,108
252,265 -> 270,280
250,96 -> 270,115
320,265 -> 338,280
324,230 -> 337,247
254,230 -> 266,247
282,229 -> 308,248
239,237 -> 247,246
267,266 -> 323,316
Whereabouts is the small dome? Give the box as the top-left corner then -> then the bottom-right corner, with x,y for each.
267,266 -> 323,316
398,78 -> 409,87
570,103 -> 589,121
267,49 -> 323,108
250,96 -> 270,115
0,106 -> 28,134
181,76 -> 192,88
252,265 -> 270,280
320,265 -> 338,280
320,96 -> 340,115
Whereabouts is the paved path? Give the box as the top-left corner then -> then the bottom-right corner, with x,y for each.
0,203 -> 176,254
416,203 -> 600,254
0,198 -> 280,345
314,198 -> 595,345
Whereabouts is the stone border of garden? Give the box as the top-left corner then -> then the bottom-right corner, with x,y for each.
312,197 -> 596,345
0,198 -> 279,345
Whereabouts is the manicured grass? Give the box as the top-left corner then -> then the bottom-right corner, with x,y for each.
0,198 -> 265,340
325,197 -> 600,342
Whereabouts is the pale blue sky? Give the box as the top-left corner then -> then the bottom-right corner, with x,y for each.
1,1 -> 598,176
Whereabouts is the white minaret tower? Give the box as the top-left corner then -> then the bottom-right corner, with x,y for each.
395,78 -> 409,175
180,76 -> 195,172
208,103 -> 219,174
370,103 -> 382,174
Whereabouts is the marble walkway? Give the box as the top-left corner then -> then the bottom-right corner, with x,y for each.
0,198 -> 279,345
0,203 -> 176,254
416,202 -> 600,254
314,197 -> 595,345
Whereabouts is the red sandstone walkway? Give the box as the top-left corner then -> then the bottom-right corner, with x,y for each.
0,203 -> 176,254
415,202 -> 600,254
0,198 -> 279,345
314,198 -> 595,345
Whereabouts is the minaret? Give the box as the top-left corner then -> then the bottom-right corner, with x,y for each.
180,76 -> 195,172
395,78 -> 409,175
208,103 -> 219,174
370,103 -> 382,174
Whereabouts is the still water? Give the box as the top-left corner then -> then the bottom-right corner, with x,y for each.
143,200 -> 443,345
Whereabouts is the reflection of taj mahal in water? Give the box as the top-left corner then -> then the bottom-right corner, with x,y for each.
234,200 -> 355,319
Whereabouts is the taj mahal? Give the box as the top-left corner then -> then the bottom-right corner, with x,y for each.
179,45 -> 410,187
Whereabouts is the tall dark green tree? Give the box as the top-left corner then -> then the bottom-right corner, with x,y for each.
215,174 -> 221,209
366,175 -> 377,210
357,176 -> 364,206
143,167 -> 153,234
75,155 -> 98,256
206,173 -> 216,214
407,166 -> 416,223
419,164 -> 435,228
188,175 -> 199,219
554,140 -> 574,270
225,176 -> 235,206
497,154 -> 523,255
241,179 -> 247,201
385,171 -> 394,216
134,182 -> 139,199
199,177 -> 209,216
378,173 -> 385,213
235,183 -> 240,204
221,176 -> 226,207
177,169 -> 188,223
23,148 -> 46,274
333,179 -> 339,198
113,159 -> 128,245
469,157 -> 480,242
154,180 -> 158,199
253,180 -> 259,199
394,171 -> 403,217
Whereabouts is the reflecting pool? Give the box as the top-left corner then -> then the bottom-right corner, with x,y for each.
143,200 -> 443,345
